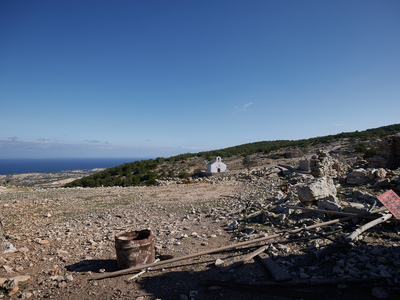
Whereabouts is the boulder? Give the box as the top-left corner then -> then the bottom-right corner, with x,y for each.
296,177 -> 337,203
318,197 -> 341,211
347,168 -> 368,185
374,168 -> 387,179
348,168 -> 368,178
374,178 -> 391,188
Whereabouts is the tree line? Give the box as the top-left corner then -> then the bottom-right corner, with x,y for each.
64,123 -> 400,188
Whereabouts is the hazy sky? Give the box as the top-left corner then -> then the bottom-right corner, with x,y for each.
1,0 -> 399,158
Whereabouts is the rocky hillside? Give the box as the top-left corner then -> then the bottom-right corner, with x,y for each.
64,123 -> 400,188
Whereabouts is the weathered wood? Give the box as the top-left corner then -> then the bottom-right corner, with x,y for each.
344,213 -> 393,243
125,258 -> 160,282
313,213 -> 393,261
256,252 -> 292,282
287,206 -> 400,223
92,207 -> 387,280
221,245 -> 268,273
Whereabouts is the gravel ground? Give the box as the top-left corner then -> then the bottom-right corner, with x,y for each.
0,179 -> 399,299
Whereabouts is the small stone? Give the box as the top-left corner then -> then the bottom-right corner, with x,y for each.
3,265 -> 12,273
299,272 -> 310,279
65,274 -> 74,282
1,242 -> 16,253
228,220 -> 238,230
377,256 -> 389,265
215,259 -> 224,267
179,294 -> 188,300
20,292 -> 33,299
11,275 -> 31,282
189,290 -> 198,297
372,287 -> 389,299
336,259 -> 345,267
380,269 -> 392,278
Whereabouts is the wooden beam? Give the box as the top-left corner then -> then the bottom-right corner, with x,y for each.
221,245 -> 268,273
313,213 -> 393,261
256,252 -> 292,282
287,206 -> 400,223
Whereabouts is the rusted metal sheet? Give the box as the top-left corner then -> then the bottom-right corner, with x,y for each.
115,230 -> 155,270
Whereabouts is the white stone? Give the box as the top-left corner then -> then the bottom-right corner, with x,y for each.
297,177 -> 337,203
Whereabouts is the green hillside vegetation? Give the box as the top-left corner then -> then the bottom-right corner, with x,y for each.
64,123 -> 400,188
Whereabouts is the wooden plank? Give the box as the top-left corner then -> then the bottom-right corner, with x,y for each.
344,213 -> 393,243
287,206 -> 400,223
221,245 -> 268,273
313,213 -> 393,261
256,252 -> 292,282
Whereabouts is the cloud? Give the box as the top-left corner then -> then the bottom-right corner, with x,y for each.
8,136 -> 18,141
37,138 -> 50,142
233,102 -> 253,114
85,139 -> 109,144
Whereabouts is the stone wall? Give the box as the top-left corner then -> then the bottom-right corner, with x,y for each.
308,150 -> 349,178
370,133 -> 400,169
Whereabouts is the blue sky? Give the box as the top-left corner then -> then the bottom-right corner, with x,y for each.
1,0 -> 399,158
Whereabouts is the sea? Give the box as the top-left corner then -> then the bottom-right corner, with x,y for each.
0,158 -> 147,175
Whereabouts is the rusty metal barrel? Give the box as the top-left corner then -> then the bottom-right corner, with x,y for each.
115,230 -> 155,269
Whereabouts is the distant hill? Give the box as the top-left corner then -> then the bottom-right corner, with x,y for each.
64,123 -> 400,188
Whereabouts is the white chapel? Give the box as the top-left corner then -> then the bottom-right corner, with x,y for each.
206,156 -> 227,173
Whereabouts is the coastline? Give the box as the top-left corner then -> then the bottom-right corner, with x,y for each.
0,168 -> 105,188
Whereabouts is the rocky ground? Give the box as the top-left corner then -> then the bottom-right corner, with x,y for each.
0,153 -> 400,299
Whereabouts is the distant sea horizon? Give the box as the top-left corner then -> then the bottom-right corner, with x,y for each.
0,158 -> 149,175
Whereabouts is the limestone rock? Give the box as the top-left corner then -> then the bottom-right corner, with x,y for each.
374,168 -> 387,178
297,177 -> 337,203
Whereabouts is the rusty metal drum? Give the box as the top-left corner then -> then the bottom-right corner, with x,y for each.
115,230 -> 155,269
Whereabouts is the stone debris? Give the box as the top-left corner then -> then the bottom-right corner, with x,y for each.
0,148 -> 399,299
296,177 -> 337,203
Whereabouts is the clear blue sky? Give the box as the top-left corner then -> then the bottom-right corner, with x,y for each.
1,0 -> 399,158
